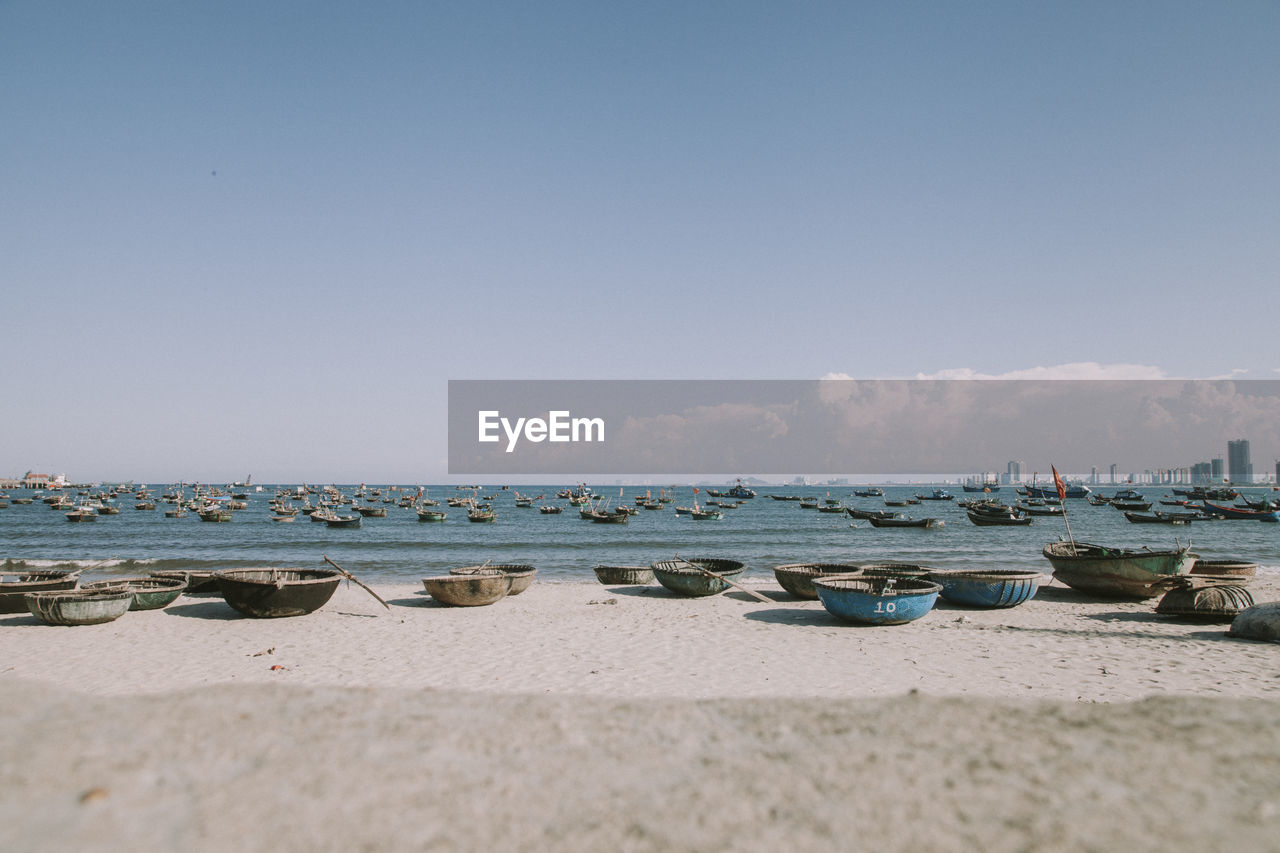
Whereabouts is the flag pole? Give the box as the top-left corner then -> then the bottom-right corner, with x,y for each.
1053,465 -> 1078,556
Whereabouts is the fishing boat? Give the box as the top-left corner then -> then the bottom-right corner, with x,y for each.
1200,500 -> 1277,521
816,503 -> 846,514
539,505 -> 563,514
198,507 -> 233,522
416,508 -> 447,522
798,500 -> 818,509
962,481 -> 1000,493
883,499 -> 910,507
467,507 -> 496,523
1017,503 -> 1065,516
847,507 -> 896,520
354,505 -> 387,517
915,490 -> 954,501
1110,500 -> 1152,512
853,487 -> 884,497
1124,511 -> 1194,525
323,513 -> 361,528
726,482 -> 756,499
965,507 -> 1033,526
65,504 -> 98,522
588,509 -> 629,524
1041,541 -> 1196,598
689,507 -> 723,520
1,570 -> 81,613
134,500 -> 157,510
1024,483 -> 1091,499
868,515 -> 939,528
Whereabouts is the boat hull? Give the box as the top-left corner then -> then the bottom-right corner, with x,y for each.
1042,542 -> 1196,599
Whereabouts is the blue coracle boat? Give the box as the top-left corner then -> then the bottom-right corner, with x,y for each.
929,569 -> 1043,608
812,576 -> 941,625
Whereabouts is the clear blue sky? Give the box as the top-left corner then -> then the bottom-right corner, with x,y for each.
3,2 -> 1277,482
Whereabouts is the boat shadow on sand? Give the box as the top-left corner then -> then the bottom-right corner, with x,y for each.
162,599 -> 242,621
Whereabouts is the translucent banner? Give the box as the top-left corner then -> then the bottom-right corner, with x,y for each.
447,379 -> 1280,476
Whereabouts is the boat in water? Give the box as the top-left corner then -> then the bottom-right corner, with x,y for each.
1041,541 -> 1196,599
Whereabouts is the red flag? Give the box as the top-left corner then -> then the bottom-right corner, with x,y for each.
693,487 -> 699,494
1051,466 -> 1067,502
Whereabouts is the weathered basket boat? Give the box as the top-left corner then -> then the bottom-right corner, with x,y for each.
25,589 -> 133,626
772,563 -> 862,599
422,573 -> 511,606
592,564 -> 654,585
1156,579 -> 1254,623
650,558 -> 745,597
151,569 -> 219,593
928,569 -> 1043,608
83,576 -> 187,611
1227,602 -> 1280,644
857,563 -> 935,581
450,564 -> 537,595
1190,559 -> 1257,581
1041,541 -> 1196,599
0,570 -> 81,614
812,576 -> 941,625
212,568 -> 343,618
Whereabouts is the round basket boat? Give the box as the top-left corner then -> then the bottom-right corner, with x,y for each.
213,568 -> 342,618
449,564 -> 537,595
1190,559 -> 1257,581
650,558 -> 745,597
25,589 -> 133,626
593,565 -> 655,585
772,563 -> 862,599
812,576 -> 941,625
1156,580 -> 1255,623
857,563 -> 936,581
151,569 -> 219,594
83,576 -> 188,611
928,569 -> 1044,609
0,570 -> 81,614
1228,601 -> 1280,644
422,573 -> 512,606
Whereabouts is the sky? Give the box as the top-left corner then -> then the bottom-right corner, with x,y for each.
2,2 -> 1278,483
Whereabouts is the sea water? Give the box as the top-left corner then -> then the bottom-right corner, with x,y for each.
2,485 -> 1277,582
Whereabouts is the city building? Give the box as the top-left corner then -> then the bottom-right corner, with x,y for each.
1227,440 -> 1253,484
1191,461 -> 1212,483
1006,460 -> 1023,483
1211,458 -> 1225,481
1109,463 -> 1117,484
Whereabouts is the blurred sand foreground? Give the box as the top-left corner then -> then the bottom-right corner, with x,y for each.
2,577 -> 1279,851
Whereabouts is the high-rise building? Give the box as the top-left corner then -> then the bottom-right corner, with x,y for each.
1007,460 -> 1023,483
1228,440 -> 1253,484
1109,463 -> 1117,484
1211,458 -> 1225,481
1191,461 -> 1211,483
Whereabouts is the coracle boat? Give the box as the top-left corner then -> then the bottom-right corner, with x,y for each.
592,565 -> 654,585
1190,559 -> 1257,581
213,568 -> 343,618
25,589 -> 134,626
812,576 -> 941,625
421,573 -> 511,606
650,558 -> 745,597
83,576 -> 187,611
450,564 -> 537,595
1156,578 -> 1254,623
1227,602 -> 1280,644
858,563 -> 936,581
772,563 -> 862,600
927,569 -> 1043,608
0,570 -> 81,613
151,569 -> 218,593
1041,541 -> 1197,599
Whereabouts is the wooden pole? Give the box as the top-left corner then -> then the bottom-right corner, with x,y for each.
673,554 -> 772,604
322,555 -> 391,610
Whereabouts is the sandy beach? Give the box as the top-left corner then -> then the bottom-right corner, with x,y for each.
3,574 -> 1279,851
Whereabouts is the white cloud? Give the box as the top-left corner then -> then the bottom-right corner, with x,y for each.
911,362 -> 1170,380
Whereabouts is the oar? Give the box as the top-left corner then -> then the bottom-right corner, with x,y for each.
322,555 -> 390,610
673,554 -> 772,604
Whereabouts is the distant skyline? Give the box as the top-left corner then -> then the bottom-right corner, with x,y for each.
3,3 -> 1278,482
